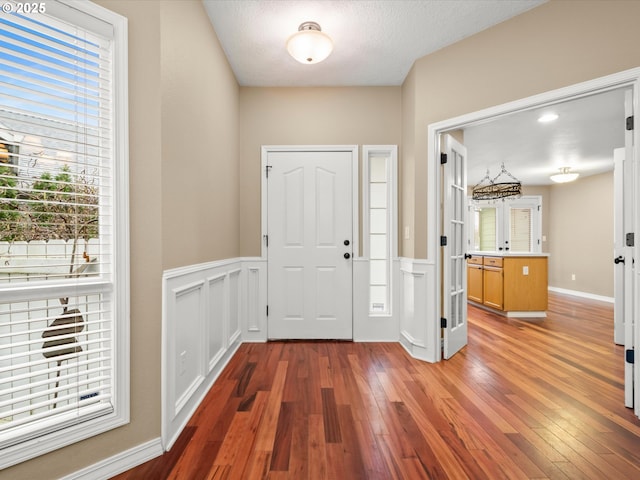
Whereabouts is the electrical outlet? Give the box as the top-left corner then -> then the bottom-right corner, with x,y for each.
571,274 -> 576,281
523,266 -> 529,275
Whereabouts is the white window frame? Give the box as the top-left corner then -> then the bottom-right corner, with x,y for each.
362,145 -> 398,316
468,195 -> 542,253
0,0 -> 129,468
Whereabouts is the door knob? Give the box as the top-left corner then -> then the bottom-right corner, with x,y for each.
614,255 -> 625,264
344,240 -> 350,246
464,253 -> 472,259
344,253 -> 351,259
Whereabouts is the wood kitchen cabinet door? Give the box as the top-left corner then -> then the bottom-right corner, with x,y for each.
483,266 -> 503,310
467,265 -> 483,303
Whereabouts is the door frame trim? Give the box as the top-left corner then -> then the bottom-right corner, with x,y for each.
260,145 -> 359,260
427,67 -> 640,363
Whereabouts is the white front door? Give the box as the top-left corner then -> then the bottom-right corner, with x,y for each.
266,150 -> 353,339
442,134 -> 468,359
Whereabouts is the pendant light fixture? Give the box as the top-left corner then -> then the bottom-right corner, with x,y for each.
287,21 -> 333,64
472,163 -> 522,201
550,167 -> 579,183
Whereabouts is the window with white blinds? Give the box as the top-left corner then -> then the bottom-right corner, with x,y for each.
474,207 -> 497,251
510,207 -> 533,252
0,0 -> 128,467
469,196 -> 541,254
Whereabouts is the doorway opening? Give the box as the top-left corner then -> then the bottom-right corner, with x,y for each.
428,68 -> 639,417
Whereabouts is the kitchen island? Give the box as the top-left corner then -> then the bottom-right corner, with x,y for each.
467,252 -> 549,317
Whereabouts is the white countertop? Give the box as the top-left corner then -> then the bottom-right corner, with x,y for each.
470,251 -> 549,257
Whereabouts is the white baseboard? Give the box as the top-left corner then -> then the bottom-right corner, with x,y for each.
548,286 -> 614,304
60,437 -> 163,480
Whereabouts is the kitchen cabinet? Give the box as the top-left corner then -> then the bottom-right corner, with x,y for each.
467,256 -> 484,303
467,254 -> 548,315
483,260 -> 504,310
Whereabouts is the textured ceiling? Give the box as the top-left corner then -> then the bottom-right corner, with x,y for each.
201,0 -> 622,186
202,0 -> 546,87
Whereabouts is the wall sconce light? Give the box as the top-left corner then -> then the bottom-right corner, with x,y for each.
286,21 -> 333,64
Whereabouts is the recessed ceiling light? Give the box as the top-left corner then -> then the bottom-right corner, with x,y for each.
538,113 -> 559,123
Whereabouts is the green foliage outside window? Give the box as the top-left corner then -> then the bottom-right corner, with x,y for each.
0,165 -> 98,243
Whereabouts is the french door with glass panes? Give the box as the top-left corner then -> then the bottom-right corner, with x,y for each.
468,196 -> 542,254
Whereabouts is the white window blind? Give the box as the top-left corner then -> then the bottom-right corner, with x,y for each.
510,207 -> 532,252
0,1 -> 123,456
477,207 -> 497,251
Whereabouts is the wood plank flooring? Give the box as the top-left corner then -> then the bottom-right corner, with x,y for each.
112,293 -> 640,479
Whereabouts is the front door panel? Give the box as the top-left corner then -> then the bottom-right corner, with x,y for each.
267,150 -> 353,339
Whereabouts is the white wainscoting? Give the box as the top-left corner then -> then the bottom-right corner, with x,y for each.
162,257 -> 266,450
398,258 -> 438,363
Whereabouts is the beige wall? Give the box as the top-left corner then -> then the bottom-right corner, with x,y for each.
4,1 -> 239,478
548,172 -> 614,297
161,1 -> 240,268
238,87 -> 402,256
405,0 -> 640,259
401,68 -> 416,257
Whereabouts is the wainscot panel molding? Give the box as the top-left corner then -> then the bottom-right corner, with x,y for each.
353,258 -> 400,341
162,257 -> 266,450
399,258 -> 438,363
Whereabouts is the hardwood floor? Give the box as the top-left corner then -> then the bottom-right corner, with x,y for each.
112,293 -> 640,479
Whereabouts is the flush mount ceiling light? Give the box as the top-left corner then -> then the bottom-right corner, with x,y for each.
538,112 -> 559,123
550,167 -> 580,183
286,21 -> 333,64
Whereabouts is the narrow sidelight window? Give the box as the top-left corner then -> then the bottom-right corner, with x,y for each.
363,146 -> 397,315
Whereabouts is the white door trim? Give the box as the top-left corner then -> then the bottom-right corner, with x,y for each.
427,67 -> 640,363
261,145 -> 359,260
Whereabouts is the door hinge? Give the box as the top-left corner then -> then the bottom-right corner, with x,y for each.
626,115 -> 634,131
264,234 -> 269,247
626,232 -> 635,247
440,153 -> 448,164
265,165 -> 273,177
266,305 -> 269,316
440,235 -> 447,246
626,349 -> 634,364
440,317 -> 447,328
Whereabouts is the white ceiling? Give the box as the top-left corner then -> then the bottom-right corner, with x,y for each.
202,0 -> 624,186
464,88 -> 626,186
202,0 -> 546,87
